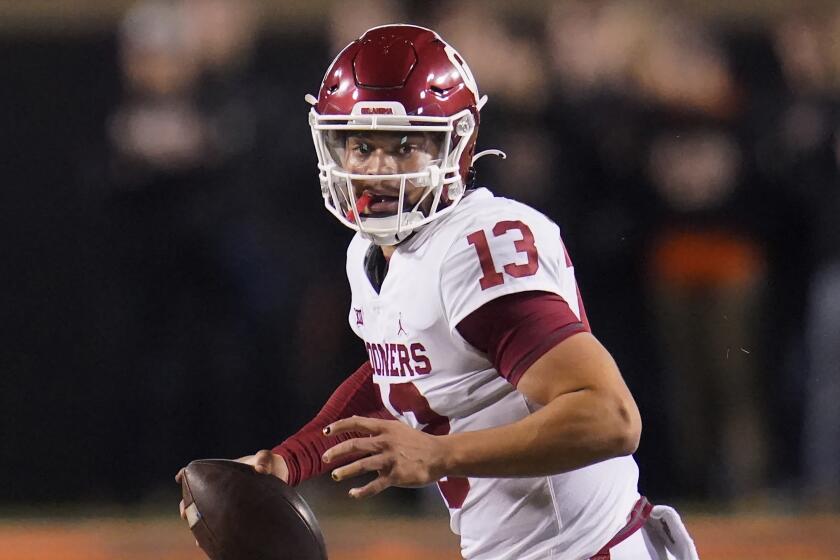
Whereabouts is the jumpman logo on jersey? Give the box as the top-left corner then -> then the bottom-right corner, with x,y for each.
354,308 -> 364,326
397,313 -> 408,336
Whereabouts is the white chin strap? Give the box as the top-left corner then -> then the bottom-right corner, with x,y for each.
472,149 -> 506,163
359,211 -> 426,246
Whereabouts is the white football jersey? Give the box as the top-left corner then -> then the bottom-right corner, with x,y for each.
346,188 -> 640,560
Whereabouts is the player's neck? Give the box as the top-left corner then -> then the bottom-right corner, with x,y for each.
382,244 -> 396,261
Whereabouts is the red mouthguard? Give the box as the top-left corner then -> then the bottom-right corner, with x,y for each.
346,193 -> 372,223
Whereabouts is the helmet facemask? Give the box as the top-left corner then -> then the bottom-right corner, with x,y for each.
310,103 -> 477,245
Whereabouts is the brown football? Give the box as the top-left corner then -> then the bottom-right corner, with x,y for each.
180,459 -> 328,560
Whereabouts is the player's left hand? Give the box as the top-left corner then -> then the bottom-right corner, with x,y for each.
322,415 -> 449,499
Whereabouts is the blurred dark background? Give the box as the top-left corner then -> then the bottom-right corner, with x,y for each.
2,0 -> 839,513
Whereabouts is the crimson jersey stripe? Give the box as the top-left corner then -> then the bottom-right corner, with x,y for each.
457,291 -> 590,387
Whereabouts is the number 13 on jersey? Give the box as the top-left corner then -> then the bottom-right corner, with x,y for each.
466,220 -> 539,290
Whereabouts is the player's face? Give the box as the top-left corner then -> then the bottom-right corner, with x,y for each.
339,131 -> 443,216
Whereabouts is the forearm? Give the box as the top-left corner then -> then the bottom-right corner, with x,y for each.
273,361 -> 392,485
275,406 -> 392,485
441,388 -> 639,478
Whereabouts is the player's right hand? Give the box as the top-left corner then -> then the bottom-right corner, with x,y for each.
236,450 -> 289,483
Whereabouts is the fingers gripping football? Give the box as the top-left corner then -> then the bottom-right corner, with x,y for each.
174,468 -> 201,547
322,415 -> 449,499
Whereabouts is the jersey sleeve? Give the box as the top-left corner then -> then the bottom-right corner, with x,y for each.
272,361 -> 393,486
456,291 -> 589,387
440,208 -> 582,330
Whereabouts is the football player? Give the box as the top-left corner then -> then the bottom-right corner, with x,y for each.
179,25 -> 700,560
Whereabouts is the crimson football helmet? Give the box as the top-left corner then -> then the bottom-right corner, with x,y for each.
307,24 -> 498,245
